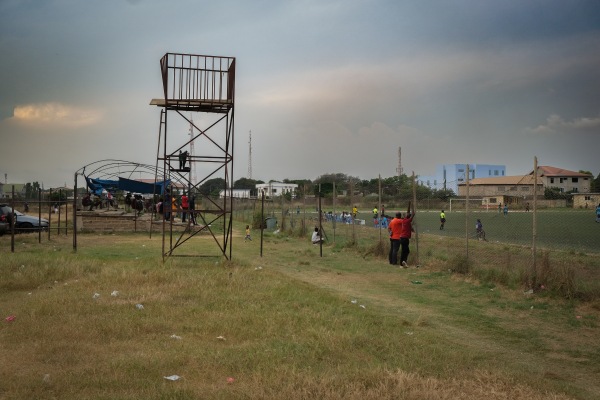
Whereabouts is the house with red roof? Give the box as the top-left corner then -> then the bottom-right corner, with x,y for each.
530,166 -> 593,193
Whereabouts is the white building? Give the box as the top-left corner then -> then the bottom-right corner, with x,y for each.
255,182 -> 298,198
219,189 -> 251,199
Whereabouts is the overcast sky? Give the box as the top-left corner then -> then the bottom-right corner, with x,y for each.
1,0 -> 599,188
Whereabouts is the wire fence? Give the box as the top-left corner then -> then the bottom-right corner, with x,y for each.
230,167 -> 600,300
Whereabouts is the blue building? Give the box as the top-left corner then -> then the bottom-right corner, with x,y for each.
417,164 -> 506,194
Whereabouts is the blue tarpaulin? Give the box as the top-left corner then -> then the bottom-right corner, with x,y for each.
85,176 -> 171,195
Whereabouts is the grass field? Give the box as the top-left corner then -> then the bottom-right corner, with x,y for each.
341,209 -> 598,254
1,222 -> 599,399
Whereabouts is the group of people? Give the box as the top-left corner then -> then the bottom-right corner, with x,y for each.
388,211 -> 415,268
155,191 -> 197,224
323,211 -> 354,224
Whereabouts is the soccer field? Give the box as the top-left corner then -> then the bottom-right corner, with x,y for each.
365,210 -> 600,254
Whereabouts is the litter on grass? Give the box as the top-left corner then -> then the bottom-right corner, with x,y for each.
111,290 -> 119,297
5,315 -> 16,322
164,375 -> 181,381
227,377 -> 235,383
359,305 -> 366,309
351,299 -> 357,304
135,304 -> 144,310
411,281 -> 423,285
170,334 -> 182,340
217,336 -> 226,341
92,293 -> 101,299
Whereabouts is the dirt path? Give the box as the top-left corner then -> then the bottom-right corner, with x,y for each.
248,244 -> 600,400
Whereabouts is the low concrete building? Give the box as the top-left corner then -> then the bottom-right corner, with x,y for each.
572,193 -> 600,209
219,189 -> 251,199
457,175 -> 543,199
256,182 -> 298,198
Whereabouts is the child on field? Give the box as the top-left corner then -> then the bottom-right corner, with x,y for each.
245,225 -> 252,241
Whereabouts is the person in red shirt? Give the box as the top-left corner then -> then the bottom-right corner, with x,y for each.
181,192 -> 189,223
388,212 -> 403,265
399,211 -> 415,267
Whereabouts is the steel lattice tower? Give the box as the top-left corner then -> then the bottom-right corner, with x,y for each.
151,53 -> 236,261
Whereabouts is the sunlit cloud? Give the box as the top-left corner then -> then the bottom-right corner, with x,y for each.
12,102 -> 103,128
527,114 -> 600,135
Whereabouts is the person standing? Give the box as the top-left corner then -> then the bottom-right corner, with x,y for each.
400,212 -> 415,267
181,192 -> 189,223
439,210 -> 446,230
178,150 -> 189,170
352,205 -> 358,219
503,204 -> 509,217
498,203 -> 502,213
476,219 -> 487,241
596,203 -> 600,223
388,212 -> 402,265
245,225 -> 252,241
189,195 -> 197,225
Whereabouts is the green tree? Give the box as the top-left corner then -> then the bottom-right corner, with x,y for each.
199,178 -> 226,196
591,172 -> 600,192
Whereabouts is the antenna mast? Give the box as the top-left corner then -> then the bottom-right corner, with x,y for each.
396,146 -> 403,176
247,130 -> 252,179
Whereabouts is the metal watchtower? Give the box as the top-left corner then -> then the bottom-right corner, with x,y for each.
151,53 -> 236,260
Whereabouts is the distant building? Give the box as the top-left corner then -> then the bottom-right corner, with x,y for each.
418,164 -> 506,193
219,189 -> 251,199
529,166 -> 592,193
572,193 -> 600,209
458,175 -> 544,206
256,182 -> 298,198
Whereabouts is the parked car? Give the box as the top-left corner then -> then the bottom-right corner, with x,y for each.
0,204 -> 49,232
0,214 -> 7,236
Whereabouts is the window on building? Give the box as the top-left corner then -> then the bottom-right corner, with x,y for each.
509,186 -> 517,191
497,186 -> 505,191
572,178 -> 578,183
272,189 -> 277,194
585,196 -> 591,200
489,170 -> 492,176
494,170 -> 499,176
550,178 -> 554,184
458,168 -> 464,172
458,178 -> 464,182
560,178 -> 564,183
490,198 -> 497,203
521,187 -> 529,191
572,188 -> 578,193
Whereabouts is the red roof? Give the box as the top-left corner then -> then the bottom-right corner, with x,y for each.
532,166 -> 592,177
